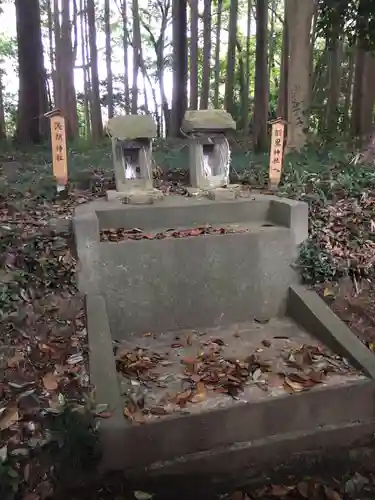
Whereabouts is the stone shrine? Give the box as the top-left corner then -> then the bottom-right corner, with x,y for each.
182,109 -> 239,199
106,114 -> 162,204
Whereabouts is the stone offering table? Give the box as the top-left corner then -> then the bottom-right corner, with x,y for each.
106,114 -> 162,204
182,109 -> 239,200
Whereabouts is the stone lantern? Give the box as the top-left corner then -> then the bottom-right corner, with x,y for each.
106,115 -> 162,204
181,109 -> 238,199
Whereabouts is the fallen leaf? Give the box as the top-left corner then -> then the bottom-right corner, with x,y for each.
190,382 -> 206,403
42,373 -> 59,391
0,406 -> 19,430
7,352 -> 24,367
268,484 -> 293,497
283,376 -> 305,393
324,486 -> 342,500
149,406 -> 170,415
134,491 -> 153,500
123,407 -> 145,424
297,481 -> 310,498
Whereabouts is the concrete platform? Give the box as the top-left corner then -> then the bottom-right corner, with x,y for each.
73,194 -> 375,483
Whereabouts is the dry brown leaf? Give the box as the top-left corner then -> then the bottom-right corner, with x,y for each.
123,407 -> 145,424
7,352 -> 24,367
324,485 -> 342,500
173,389 -> 192,407
283,376 -> 305,393
42,372 -> 59,391
190,382 -> 206,403
268,484 -> 293,497
0,406 -> 19,430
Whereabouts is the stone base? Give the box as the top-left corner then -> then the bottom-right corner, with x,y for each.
106,189 -> 164,205
205,185 -> 241,201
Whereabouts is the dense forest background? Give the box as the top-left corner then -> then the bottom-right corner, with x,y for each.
2,0 -> 375,151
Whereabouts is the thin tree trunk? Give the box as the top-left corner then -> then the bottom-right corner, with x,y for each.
326,37 -> 343,133
200,0 -> 211,109
87,0 -> 103,140
253,0 -> 268,152
224,0 -> 238,116
131,0 -> 140,114
47,0 -> 55,105
121,0 -> 130,113
104,0 -> 114,118
170,0 -> 187,136
213,0 -> 223,108
276,0 -> 288,119
189,0 -> 198,109
243,0 -> 252,131
80,0 -> 91,136
343,46 -> 354,131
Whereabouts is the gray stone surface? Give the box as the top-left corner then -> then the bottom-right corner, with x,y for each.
206,186 -> 240,200
288,285 -> 375,379
107,115 -> 157,140
73,194 -> 375,479
73,195 -> 308,336
106,189 -> 164,204
182,109 -> 236,133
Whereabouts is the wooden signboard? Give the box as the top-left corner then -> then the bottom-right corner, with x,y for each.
45,109 -> 68,190
268,118 -> 286,189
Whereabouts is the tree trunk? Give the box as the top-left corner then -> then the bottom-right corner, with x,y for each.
213,0 -> 223,108
326,37 -> 343,134
243,0 -> 252,131
200,0 -> 211,109
46,0 -> 55,105
351,41 -> 366,139
170,0 -> 187,136
87,0 -> 103,140
276,0 -> 288,120
253,0 -> 268,152
343,46 -> 354,131
80,0 -> 91,136
189,0 -> 198,109
60,0 -> 78,139
15,0 -> 48,143
224,0 -> 238,116
121,0 -> 130,113
360,52 -> 375,136
285,0 -> 314,152
131,0 -> 140,114
104,0 -> 114,118
0,72 -> 6,141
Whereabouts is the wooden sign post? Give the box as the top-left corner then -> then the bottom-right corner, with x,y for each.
44,109 -> 68,192
268,118 -> 286,190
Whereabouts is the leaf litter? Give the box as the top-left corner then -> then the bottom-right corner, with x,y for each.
116,324 -> 358,423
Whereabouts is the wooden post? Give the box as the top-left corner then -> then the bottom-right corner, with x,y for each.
44,108 -> 68,192
268,118 -> 286,190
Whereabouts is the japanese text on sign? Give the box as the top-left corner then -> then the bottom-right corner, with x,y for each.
269,121 -> 285,187
50,115 -> 68,185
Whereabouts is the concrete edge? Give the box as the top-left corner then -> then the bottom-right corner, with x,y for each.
127,421 -> 375,490
85,293 -> 128,466
287,284 -> 375,379
100,379 -> 375,470
268,198 -> 309,245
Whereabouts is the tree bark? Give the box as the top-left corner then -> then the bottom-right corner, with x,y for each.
326,37 -> 343,134
253,0 -> 268,152
242,0 -> 252,131
15,0 -> 48,143
200,0 -> 211,109
189,0 -> 198,109
276,0 -> 288,120
213,0 -> 223,108
285,0 -> 315,152
87,0 -> 103,140
170,0 -> 187,136
224,0 -> 238,116
104,0 -> 114,118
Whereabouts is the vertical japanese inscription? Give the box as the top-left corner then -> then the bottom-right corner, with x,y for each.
269,121 -> 285,188
50,115 -> 68,185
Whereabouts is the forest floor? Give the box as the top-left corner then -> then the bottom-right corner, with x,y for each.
1,138 -> 375,500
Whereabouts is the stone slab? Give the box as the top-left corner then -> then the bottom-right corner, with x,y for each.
288,284 -> 375,379
181,109 -> 236,134
107,115 -> 157,140
206,186 -> 240,201
106,189 -> 164,204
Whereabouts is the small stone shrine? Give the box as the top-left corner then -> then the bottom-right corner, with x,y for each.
181,109 -> 238,199
106,114 -> 162,204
